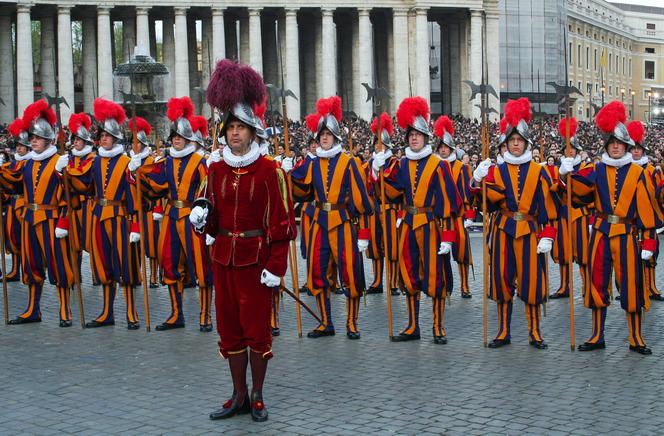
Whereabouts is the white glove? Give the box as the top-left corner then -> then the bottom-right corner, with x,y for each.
396,218 -> 402,229
464,218 -> 474,229
559,157 -> 575,176
537,237 -> 554,254
437,241 -> 452,255
372,151 -> 387,173
152,211 -> 163,221
260,269 -> 281,288
189,206 -> 208,229
206,234 -> 215,246
642,250 -> 654,261
207,149 -> 222,167
473,158 -> 492,182
129,231 -> 140,243
656,227 -> 664,235
55,227 -> 68,239
0,154 -> 5,165
128,154 -> 142,172
55,154 -> 70,173
281,157 -> 294,173
357,239 -> 369,251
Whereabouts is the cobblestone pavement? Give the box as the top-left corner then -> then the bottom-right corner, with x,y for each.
2,234 -> 664,435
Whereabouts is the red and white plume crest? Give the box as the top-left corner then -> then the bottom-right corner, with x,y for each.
396,97 -> 430,129
128,116 -> 152,136
68,112 -> 92,134
499,117 -> 508,134
305,113 -> 319,133
22,99 -> 56,128
8,117 -> 28,138
166,96 -> 195,122
557,117 -> 578,138
190,115 -> 209,138
503,97 -> 532,127
206,59 -> 266,112
315,96 -> 342,122
626,120 -> 646,145
253,98 -> 267,124
595,100 -> 627,134
93,98 -> 126,125
370,113 -> 394,137
433,115 -> 455,139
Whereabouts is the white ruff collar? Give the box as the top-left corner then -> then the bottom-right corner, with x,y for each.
373,149 -> 393,161
14,152 -> 30,161
602,152 -> 632,168
222,142 -> 261,168
307,152 -> 317,159
30,145 -> 58,161
497,154 -> 505,165
316,143 -> 342,159
443,152 -> 456,163
259,141 -> 269,156
504,150 -> 532,165
98,144 -> 125,158
130,146 -> 152,160
405,144 -> 433,161
196,148 -> 205,156
72,145 -> 93,157
632,155 -> 649,166
169,144 -> 197,158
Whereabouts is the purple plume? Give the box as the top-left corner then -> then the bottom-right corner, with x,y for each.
206,59 -> 266,112
239,64 -> 267,108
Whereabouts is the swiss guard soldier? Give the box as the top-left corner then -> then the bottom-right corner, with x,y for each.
0,100 -> 74,326
372,97 -> 461,344
472,98 -> 558,350
562,101 -> 661,355
136,97 -> 213,332
190,59 -> 296,422
285,96 -> 373,340
434,115 -> 475,298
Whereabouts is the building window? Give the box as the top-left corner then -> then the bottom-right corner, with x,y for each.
646,23 -> 656,30
645,60 -> 655,80
615,56 -> 618,73
578,44 -> 582,68
594,49 -> 597,71
578,81 -> 582,91
622,58 -> 625,74
645,47 -> 655,54
569,42 -> 573,65
609,53 -> 612,72
586,47 -> 590,70
629,59 -> 632,77
609,86 -> 612,96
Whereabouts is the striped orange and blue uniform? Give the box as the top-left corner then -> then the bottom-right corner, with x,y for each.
135,154 -> 161,287
139,151 -> 212,328
572,161 -> 661,347
639,162 -> 664,299
68,150 -> 96,283
485,160 -> 558,344
0,150 -> 74,322
291,151 -> 373,335
380,154 -> 461,339
68,152 -> 141,325
448,159 -> 474,296
2,158 -> 27,280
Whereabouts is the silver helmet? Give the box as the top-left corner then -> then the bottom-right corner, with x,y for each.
101,118 -> 123,141
220,102 -> 262,137
15,130 -> 31,148
29,117 -> 56,141
74,125 -> 94,144
376,129 -> 392,148
504,119 -> 532,146
603,121 -> 635,149
408,115 -> 433,138
137,129 -> 150,147
440,130 -> 455,150
170,117 -> 197,143
316,114 -> 343,142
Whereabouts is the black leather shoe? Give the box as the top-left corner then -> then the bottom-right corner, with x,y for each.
127,322 -> 140,330
390,333 -> 421,342
629,345 -> 652,355
650,294 -> 664,301
8,316 -> 41,325
333,287 -> 344,295
578,341 -> 605,351
209,392 -> 250,420
59,320 -> 72,328
461,292 -> 472,299
346,331 -> 361,340
271,328 -> 280,337
488,338 -> 511,348
250,391 -> 268,422
200,324 -> 213,332
433,336 -> 447,344
155,322 -> 184,331
149,282 -> 160,289
307,329 -> 335,338
85,320 -> 115,328
4,274 -> 20,282
390,288 -> 400,296
549,292 -> 569,299
529,340 -> 548,350
366,286 -> 383,294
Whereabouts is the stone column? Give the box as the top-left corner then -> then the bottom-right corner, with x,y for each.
136,7 -> 151,55
174,7 -> 189,97
356,8 -> 373,120
248,8 -> 263,75
16,4 -> 34,113
392,8 -> 409,108
40,16 -> 56,98
82,16 -> 96,113
97,7 -> 113,99
485,7 -> 500,121
0,12 -> 15,122
201,17 -> 212,117
149,17 -> 157,59
211,8 -> 226,63
162,14 -> 175,99
285,8 -> 300,120
123,15 -> 136,61
57,6 -> 74,122
469,9 -> 483,120
415,8 -> 429,102
320,8 -> 336,97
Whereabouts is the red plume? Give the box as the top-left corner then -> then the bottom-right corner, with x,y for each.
595,100 -> 627,134
206,59 -> 266,112
503,97 -> 531,127
128,116 -> 152,136
626,120 -> 646,144
93,98 -> 126,125
370,112 -> 394,137
190,115 -> 209,138
68,112 -> 92,135
316,96 -> 342,122
433,115 -> 455,138
499,117 -> 508,134
305,113 -> 319,133
557,117 -> 578,138
253,99 -> 267,124
8,118 -> 28,138
22,99 -> 56,128
166,96 -> 195,122
396,97 -> 430,129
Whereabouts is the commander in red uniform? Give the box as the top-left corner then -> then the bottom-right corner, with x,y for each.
190,59 -> 296,423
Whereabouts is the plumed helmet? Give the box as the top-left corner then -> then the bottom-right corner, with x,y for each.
626,120 -> 647,152
22,99 -> 56,142
128,116 -> 152,148
253,99 -> 268,141
557,117 -> 582,151
370,112 -> 394,149
314,96 -> 343,142
595,100 -> 634,149
189,115 -> 209,147
166,96 -> 197,142
93,98 -> 126,140
497,117 -> 508,147
68,112 -> 94,144
503,97 -> 532,146
396,97 -> 432,139
433,115 -> 456,150
8,117 -> 31,148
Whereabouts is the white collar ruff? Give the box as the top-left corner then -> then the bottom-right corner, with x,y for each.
222,142 -> 261,168
195,148 -> 205,156
405,144 -> 433,161
443,152 -> 456,163
602,152 -> 633,168
72,145 -> 93,157
316,143 -> 342,159
503,150 -> 532,165
30,145 -> 58,161
632,155 -> 649,166
14,152 -> 30,162
98,144 -> 125,158
497,154 -> 505,165
259,142 -> 269,156
570,155 -> 582,167
307,152 -> 317,159
130,146 -> 152,160
169,144 -> 197,159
